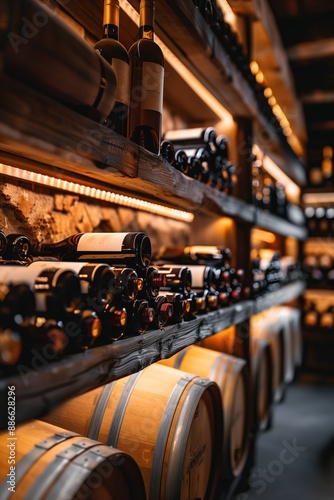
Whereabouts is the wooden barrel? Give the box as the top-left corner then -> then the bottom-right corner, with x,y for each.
269,307 -> 295,384
279,307 -> 303,368
0,419 -> 146,500
161,345 -> 250,481
250,315 -> 285,404
249,337 -> 273,432
42,363 -> 223,500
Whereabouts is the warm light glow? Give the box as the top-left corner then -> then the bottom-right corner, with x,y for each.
252,228 -> 276,244
323,146 -> 333,159
264,87 -> 273,98
0,163 -> 194,223
216,0 -> 237,27
303,192 -> 334,205
250,61 -> 259,75
120,0 -> 233,125
255,71 -> 264,84
253,144 -> 301,201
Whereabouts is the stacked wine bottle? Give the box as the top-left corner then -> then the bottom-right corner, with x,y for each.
303,300 -> 334,332
302,253 -> 334,288
0,232 -> 248,371
161,127 -> 238,194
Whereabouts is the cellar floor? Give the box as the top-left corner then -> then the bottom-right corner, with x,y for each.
238,375 -> 334,500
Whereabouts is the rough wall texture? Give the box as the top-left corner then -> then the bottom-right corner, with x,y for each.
0,178 -> 191,256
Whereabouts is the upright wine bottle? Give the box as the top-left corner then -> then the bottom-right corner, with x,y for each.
94,0 -> 130,136
31,232 -> 152,269
128,0 -> 164,154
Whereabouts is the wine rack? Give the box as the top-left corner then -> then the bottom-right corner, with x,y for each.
0,1 -> 308,498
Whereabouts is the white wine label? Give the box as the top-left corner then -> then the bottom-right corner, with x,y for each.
29,261 -> 85,273
164,127 -> 203,141
185,266 -> 205,288
113,58 -> 130,106
142,62 -> 164,113
77,233 -> 128,252
0,268 -> 36,287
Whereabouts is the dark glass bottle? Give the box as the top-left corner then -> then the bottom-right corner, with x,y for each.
160,140 -> 175,165
31,232 -> 152,269
125,299 -> 155,335
94,0 -> 130,136
158,265 -> 192,298
0,263 -> 82,319
0,231 -> 6,256
2,233 -> 31,261
304,207 -> 317,237
128,0 -> 164,154
148,295 -> 173,329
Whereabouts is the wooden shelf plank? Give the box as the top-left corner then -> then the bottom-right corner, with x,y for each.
0,300 -> 254,428
255,209 -> 308,240
0,280 -> 306,429
255,280 -> 307,314
0,76 -> 257,223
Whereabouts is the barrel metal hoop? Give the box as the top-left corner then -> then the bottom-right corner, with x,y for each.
23,440 -> 98,500
107,371 -> 142,447
88,382 -> 116,440
0,431 -> 78,500
164,381 -> 207,500
173,346 -> 190,369
149,374 -> 197,500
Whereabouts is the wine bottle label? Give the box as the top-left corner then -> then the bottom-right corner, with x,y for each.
113,58 -> 130,106
185,266 -> 206,288
164,127 -> 204,141
77,233 -> 128,252
142,62 -> 164,112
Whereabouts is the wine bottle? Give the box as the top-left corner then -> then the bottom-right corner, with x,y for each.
29,261 -> 117,314
31,232 -> 152,269
304,206 -> 317,237
160,140 -> 175,165
0,264 -> 82,319
137,266 -> 166,299
158,265 -> 192,297
99,306 -> 128,341
154,245 -> 226,267
128,0 -> 164,154
0,282 -> 36,329
94,0 -> 130,136
148,295 -> 173,329
125,299 -> 155,335
315,207 -> 328,236
164,127 -> 217,150
112,267 -> 144,301
158,292 -> 191,324
2,233 -> 31,261
0,231 -> 6,256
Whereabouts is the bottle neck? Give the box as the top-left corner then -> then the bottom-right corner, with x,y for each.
103,0 -> 120,40
139,0 -> 155,40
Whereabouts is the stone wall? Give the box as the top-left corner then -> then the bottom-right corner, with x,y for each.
0,178 -> 191,257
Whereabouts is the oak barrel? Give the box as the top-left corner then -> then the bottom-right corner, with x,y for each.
43,363 -> 223,500
250,314 -> 285,403
0,419 -> 146,500
249,337 -> 273,432
161,345 -> 250,481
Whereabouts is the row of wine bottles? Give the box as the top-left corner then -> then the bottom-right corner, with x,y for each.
3,0 -> 164,154
0,232 -> 250,370
251,253 -> 303,298
251,155 -> 305,225
308,146 -> 333,188
302,253 -> 334,287
304,206 -> 334,237
193,0 -> 291,145
160,127 -> 237,193
303,301 -> 334,332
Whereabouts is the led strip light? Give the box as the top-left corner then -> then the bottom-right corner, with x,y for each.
0,163 -> 194,223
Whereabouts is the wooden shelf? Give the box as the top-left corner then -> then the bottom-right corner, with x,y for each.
0,76 -> 257,224
0,280 -> 306,429
255,209 -> 308,240
255,280 -> 307,314
0,300 -> 254,428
